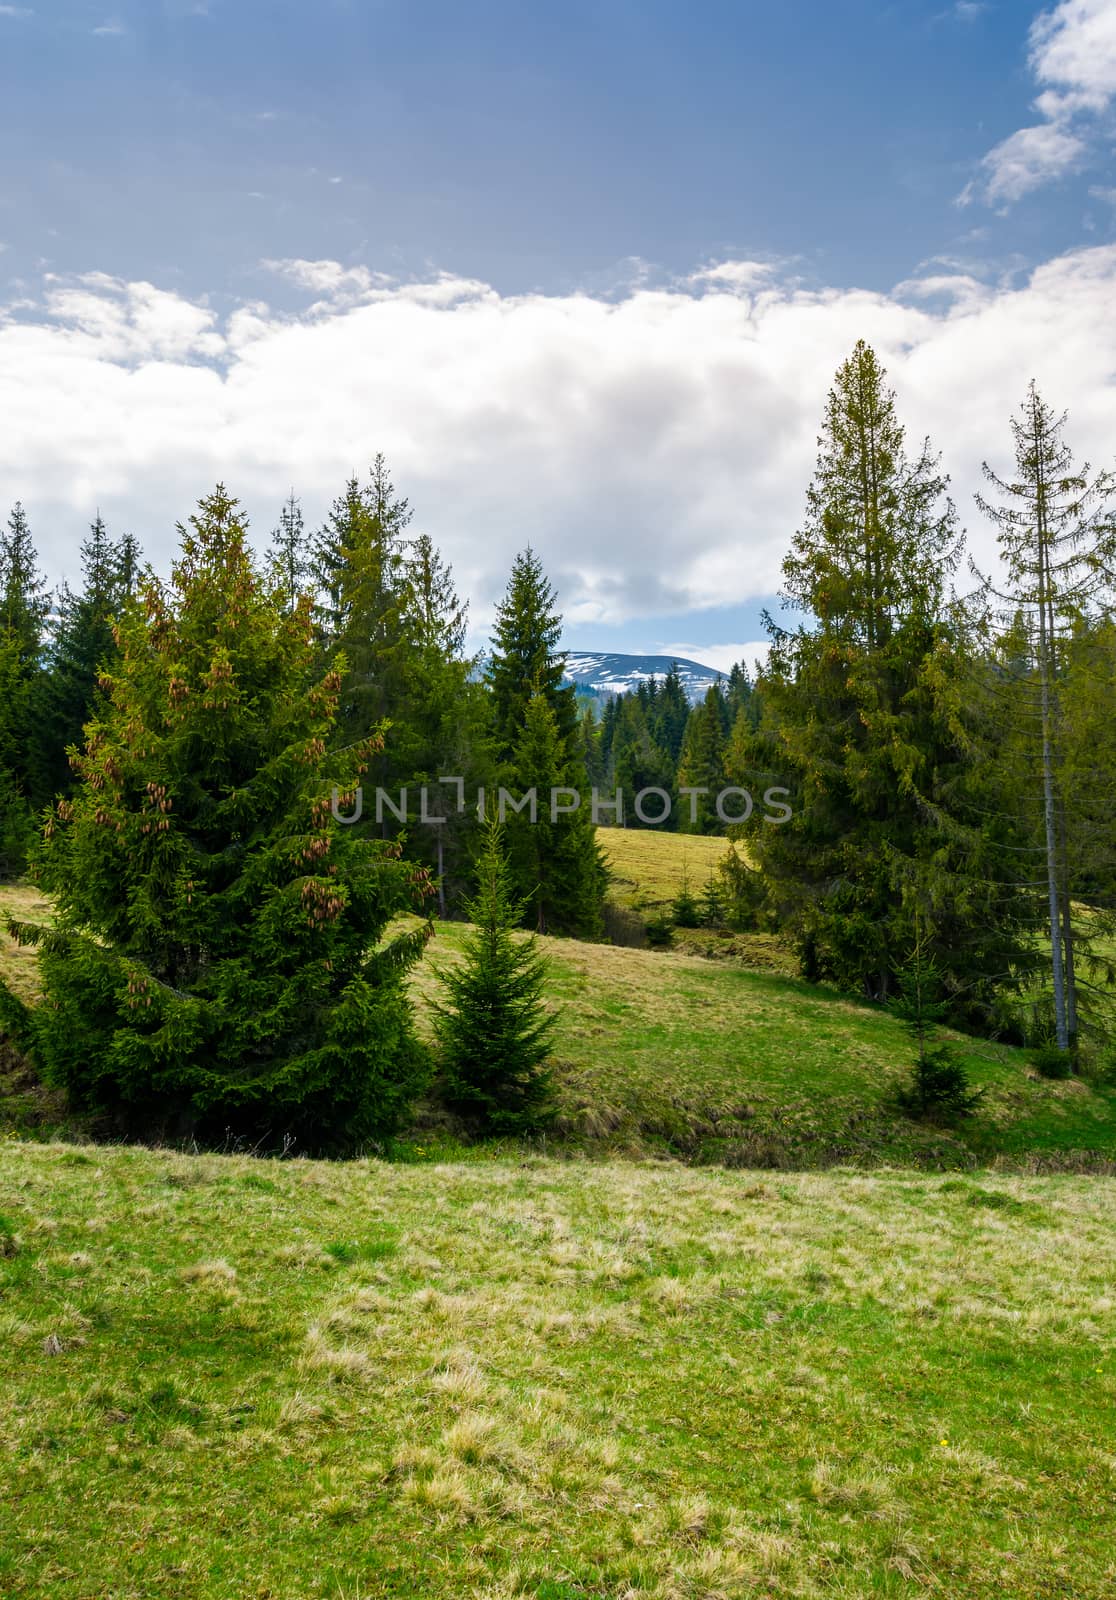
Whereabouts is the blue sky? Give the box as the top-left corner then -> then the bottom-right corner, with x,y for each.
2,0 -> 1115,664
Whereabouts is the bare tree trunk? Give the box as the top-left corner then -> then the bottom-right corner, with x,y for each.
1036,466 -> 1068,1051
1057,797 -> 1078,1048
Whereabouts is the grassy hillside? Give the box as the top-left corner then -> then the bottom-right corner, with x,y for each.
2,1141 -> 1115,1598
597,828 -> 798,970
4,873 -> 1116,1165
414,921 -> 1116,1168
598,829 -> 729,911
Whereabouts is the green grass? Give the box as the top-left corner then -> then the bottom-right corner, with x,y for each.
2,1140 -> 1115,1597
5,874 -> 1116,1165
598,827 -> 825,973
4,853 -> 1116,1594
414,920 -> 1116,1168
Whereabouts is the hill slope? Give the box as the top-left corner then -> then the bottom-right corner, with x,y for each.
412,921 -> 1116,1168
4,874 -> 1116,1164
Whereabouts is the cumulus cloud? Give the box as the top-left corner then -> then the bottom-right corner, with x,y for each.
963,0 -> 1116,206
1,250 -> 1115,642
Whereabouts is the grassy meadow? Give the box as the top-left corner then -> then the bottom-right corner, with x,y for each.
410,920 -> 1116,1168
597,830 -> 729,911
3,1142 -> 1116,1599
4,835 -> 1116,1596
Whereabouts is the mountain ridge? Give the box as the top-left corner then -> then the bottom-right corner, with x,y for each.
561,650 -> 727,705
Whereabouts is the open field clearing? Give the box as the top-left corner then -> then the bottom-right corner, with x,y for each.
598,831 -> 730,913
2,1141 -> 1115,1598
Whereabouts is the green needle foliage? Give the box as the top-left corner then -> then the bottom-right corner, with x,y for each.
433,818 -> 556,1133
670,864 -> 701,928
0,502 -> 50,876
892,941 -> 983,1122
487,549 -> 607,936
2,487 -> 433,1151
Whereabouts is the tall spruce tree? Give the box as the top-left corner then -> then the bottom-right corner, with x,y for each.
0,503 -> 50,872
973,384 -> 1116,1050
311,459 -> 414,772
577,700 -> 604,788
676,686 -> 727,832
650,663 -> 690,763
0,634 -> 33,878
487,547 -> 578,761
1,487 -> 432,1148
1,502 -> 50,667
503,691 -> 605,934
398,532 -> 490,915
748,340 -> 1034,1014
486,550 -> 606,936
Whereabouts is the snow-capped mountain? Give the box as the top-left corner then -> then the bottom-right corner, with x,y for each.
561,652 -> 726,705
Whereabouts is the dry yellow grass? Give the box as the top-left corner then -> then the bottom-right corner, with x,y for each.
0,880 -> 49,1003
598,827 -> 730,910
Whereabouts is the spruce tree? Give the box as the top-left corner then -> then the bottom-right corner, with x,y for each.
504,692 -> 605,936
398,532 -> 489,914
0,503 -> 49,871
0,634 -> 33,878
1,502 -> 50,667
676,686 -> 727,833
577,700 -> 604,788
432,817 -> 556,1133
487,547 -> 577,762
486,550 -> 606,937
749,341 -> 1034,1013
892,940 -> 982,1121
268,490 -> 309,614
610,693 -> 675,829
599,694 -> 621,774
29,516 -> 138,805
311,462 -> 413,755
650,663 -> 690,763
2,487 -> 432,1149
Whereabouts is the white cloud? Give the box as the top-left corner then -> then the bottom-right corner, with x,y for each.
92,18 -> 126,35
965,0 -> 1116,205
0,4 -> 32,15
687,261 -> 780,290
978,121 -> 1087,204
1032,0 -> 1116,102
659,642 -> 772,676
1,251 -> 1115,642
